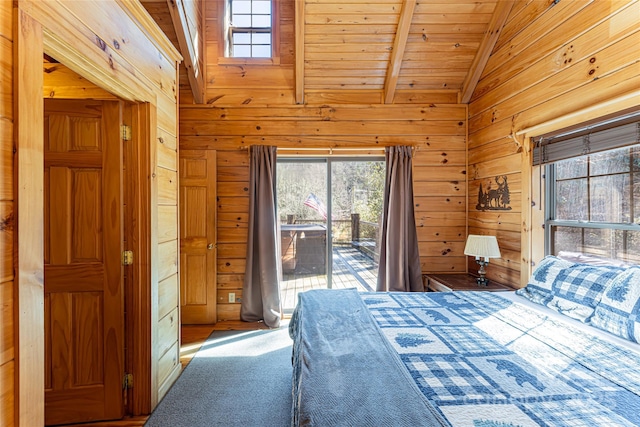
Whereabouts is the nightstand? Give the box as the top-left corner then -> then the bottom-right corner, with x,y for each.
424,274 -> 512,292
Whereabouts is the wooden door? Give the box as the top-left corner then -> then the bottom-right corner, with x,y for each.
180,150 -> 217,324
44,99 -> 124,425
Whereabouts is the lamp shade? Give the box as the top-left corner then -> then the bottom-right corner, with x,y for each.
464,235 -> 501,258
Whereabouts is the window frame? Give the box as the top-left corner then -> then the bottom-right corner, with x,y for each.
217,0 -> 280,65
544,145 -> 640,261
276,155 -> 386,302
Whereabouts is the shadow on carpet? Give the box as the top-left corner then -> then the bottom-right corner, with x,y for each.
145,323 -> 293,427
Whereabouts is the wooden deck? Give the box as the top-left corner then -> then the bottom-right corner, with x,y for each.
281,245 -> 378,312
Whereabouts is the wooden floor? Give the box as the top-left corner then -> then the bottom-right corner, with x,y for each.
281,245 -> 378,312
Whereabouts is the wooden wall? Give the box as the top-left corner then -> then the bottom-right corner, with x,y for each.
468,0 -> 640,287
199,0 -> 459,106
180,105 -> 468,320
5,1 -> 182,423
0,1 -> 14,424
180,0 -> 469,321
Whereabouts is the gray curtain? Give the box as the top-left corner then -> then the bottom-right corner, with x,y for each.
376,146 -> 424,292
241,145 -> 282,328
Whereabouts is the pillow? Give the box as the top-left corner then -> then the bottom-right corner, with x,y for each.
545,264 -> 625,322
591,266 -> 640,343
516,256 -> 575,305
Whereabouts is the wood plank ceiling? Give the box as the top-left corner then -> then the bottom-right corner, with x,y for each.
144,0 -> 513,105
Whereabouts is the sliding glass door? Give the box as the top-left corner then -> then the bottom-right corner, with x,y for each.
277,157 -> 384,312
277,159 -> 328,312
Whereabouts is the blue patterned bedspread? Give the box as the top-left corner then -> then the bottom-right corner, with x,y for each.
360,291 -> 640,427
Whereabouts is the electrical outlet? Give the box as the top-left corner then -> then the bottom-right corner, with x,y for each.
228,292 -> 235,303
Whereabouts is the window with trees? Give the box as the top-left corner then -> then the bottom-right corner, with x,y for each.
538,111 -> 640,264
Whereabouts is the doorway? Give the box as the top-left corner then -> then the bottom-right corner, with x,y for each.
277,157 -> 385,312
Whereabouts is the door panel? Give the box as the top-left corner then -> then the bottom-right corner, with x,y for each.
44,99 -> 124,425
180,150 -> 217,324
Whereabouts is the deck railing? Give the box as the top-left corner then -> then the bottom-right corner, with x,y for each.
283,214 -> 379,261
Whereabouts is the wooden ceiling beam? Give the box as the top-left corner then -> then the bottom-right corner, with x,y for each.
295,0 -> 305,104
383,0 -> 416,104
460,1 -> 514,104
167,0 -> 205,104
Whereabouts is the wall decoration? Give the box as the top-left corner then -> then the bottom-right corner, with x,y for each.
476,175 -> 511,211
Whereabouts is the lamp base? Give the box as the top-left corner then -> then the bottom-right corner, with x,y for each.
475,259 -> 489,287
475,276 -> 489,287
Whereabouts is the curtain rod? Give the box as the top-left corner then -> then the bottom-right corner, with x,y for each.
277,147 -> 384,152
239,146 -> 417,152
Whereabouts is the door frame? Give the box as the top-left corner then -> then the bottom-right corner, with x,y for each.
15,9 -> 156,424
277,156 -> 385,290
123,103 -> 154,415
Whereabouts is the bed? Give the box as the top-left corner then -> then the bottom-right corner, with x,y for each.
289,257 -> 640,426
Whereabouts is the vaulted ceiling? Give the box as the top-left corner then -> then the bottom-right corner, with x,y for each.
142,0 -> 516,105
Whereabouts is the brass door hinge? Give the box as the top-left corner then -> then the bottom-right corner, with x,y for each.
123,372 -> 133,405
123,373 -> 133,389
122,250 -> 133,266
121,125 -> 131,141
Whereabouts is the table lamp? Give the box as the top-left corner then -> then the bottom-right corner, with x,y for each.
463,234 -> 501,286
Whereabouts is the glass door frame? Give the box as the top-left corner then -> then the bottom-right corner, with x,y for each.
277,155 -> 385,289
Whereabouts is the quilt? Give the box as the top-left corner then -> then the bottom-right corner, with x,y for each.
289,288 -> 447,427
360,290 -> 640,427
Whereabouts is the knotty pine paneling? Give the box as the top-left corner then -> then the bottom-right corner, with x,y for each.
0,360 -> 14,427
157,341 -> 179,388
158,240 -> 179,283
158,138 -> 178,171
204,0 -> 295,106
490,0 -> 554,54
182,119 -> 464,137
216,242 -> 247,259
468,1 -> 640,288
472,1 -> 638,104
0,2 -> 13,424
157,167 -> 178,205
158,274 -> 179,320
0,281 -> 13,373
13,0 -> 182,418
217,303 -> 241,321
201,0 -> 476,106
480,0 -> 590,84
415,211 -> 465,228
0,37 -> 12,123
0,201 -> 11,286
181,104 -> 467,320
0,120 -> 10,202
418,241 -> 466,259
158,205 -> 179,244
157,307 -> 179,358
392,91 -> 459,105
470,31 -> 640,132
37,1 -> 178,102
43,63 -> 118,100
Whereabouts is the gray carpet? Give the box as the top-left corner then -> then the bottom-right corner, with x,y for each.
145,323 -> 293,427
